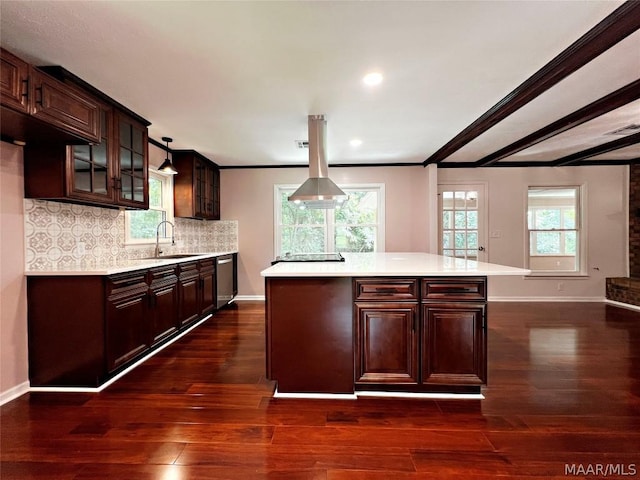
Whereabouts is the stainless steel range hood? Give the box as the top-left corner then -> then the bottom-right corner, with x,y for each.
288,114 -> 347,209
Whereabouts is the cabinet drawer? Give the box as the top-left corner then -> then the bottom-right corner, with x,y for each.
178,261 -> 199,279
107,271 -> 148,298
149,265 -> 178,289
354,278 -> 418,301
422,277 -> 486,301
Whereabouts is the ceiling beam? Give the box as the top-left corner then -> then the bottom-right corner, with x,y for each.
551,131 -> 640,166
474,79 -> 640,166
438,158 -> 640,168
423,1 -> 640,166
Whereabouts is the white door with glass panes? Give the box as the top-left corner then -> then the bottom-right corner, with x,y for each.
438,184 -> 487,262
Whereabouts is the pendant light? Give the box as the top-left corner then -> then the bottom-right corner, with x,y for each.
158,136 -> 178,174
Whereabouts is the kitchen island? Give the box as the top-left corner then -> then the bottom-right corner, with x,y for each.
261,252 -> 529,398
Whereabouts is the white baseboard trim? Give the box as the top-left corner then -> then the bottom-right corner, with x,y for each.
274,389 -> 357,400
605,299 -> 640,312
356,391 -> 484,400
235,295 -> 266,301
273,389 -> 483,400
237,296 -> 609,303
0,381 -> 30,406
27,314 -> 213,396
488,296 -> 604,302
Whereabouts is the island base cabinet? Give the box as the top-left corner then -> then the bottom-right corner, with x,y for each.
266,277 -> 354,394
355,303 -> 419,384
422,304 -> 487,385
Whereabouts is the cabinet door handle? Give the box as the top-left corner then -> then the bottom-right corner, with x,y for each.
35,86 -> 43,106
21,78 -> 29,99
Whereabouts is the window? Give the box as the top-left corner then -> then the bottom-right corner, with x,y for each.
125,169 -> 174,244
527,186 -> 583,274
274,184 -> 385,256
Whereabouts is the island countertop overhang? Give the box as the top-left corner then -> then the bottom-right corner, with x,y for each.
261,252 -> 530,278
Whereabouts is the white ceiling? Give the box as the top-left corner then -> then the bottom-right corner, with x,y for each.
1,0 -> 638,167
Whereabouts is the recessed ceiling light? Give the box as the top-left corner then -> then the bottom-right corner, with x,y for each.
363,72 -> 383,86
350,139 -> 363,147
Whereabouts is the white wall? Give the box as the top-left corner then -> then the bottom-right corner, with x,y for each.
438,165 -> 628,300
223,164 -> 627,300
0,142 -> 29,403
221,166 -> 432,297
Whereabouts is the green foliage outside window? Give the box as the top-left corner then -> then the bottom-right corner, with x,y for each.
279,189 -> 380,255
128,175 -> 167,240
335,191 -> 377,252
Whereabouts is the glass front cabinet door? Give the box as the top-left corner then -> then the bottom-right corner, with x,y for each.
68,107 -> 113,203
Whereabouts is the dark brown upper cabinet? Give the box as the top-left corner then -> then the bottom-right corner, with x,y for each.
20,64 -> 150,210
0,48 -> 29,113
172,150 -> 221,220
1,48 -> 100,144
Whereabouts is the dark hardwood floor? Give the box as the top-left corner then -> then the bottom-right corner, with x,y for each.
2,301 -> 639,479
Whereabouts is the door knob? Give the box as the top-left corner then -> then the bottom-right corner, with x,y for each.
478,246 -> 485,251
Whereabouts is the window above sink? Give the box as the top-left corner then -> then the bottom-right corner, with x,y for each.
125,168 -> 174,245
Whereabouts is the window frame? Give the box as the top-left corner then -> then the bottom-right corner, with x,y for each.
273,183 -> 385,257
124,168 -> 175,245
525,184 -> 586,277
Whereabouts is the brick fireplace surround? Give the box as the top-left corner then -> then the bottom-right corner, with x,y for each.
606,164 -> 639,307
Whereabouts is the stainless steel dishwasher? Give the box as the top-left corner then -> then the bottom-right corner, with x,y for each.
216,254 -> 236,308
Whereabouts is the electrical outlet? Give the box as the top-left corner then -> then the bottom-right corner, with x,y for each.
77,242 -> 86,256
557,282 -> 564,291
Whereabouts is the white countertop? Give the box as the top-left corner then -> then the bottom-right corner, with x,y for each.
261,252 -> 530,277
25,251 -> 237,276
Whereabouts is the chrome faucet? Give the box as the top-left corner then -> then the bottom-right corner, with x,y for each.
155,220 -> 175,258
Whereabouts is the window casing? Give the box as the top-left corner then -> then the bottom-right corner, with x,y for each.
526,185 -> 585,275
274,184 -> 385,256
125,169 -> 174,244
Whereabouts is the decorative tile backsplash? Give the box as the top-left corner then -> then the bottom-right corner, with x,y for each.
24,199 -> 238,270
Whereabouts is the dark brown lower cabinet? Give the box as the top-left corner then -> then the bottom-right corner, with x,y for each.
27,255 -> 234,388
199,259 -> 216,316
353,277 -> 487,391
266,277 -> 354,394
27,276 -> 105,387
106,271 -> 149,373
178,262 -> 200,327
266,275 -> 487,395
422,303 -> 486,385
354,302 -> 419,384
148,265 -> 179,345
177,259 -> 216,327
